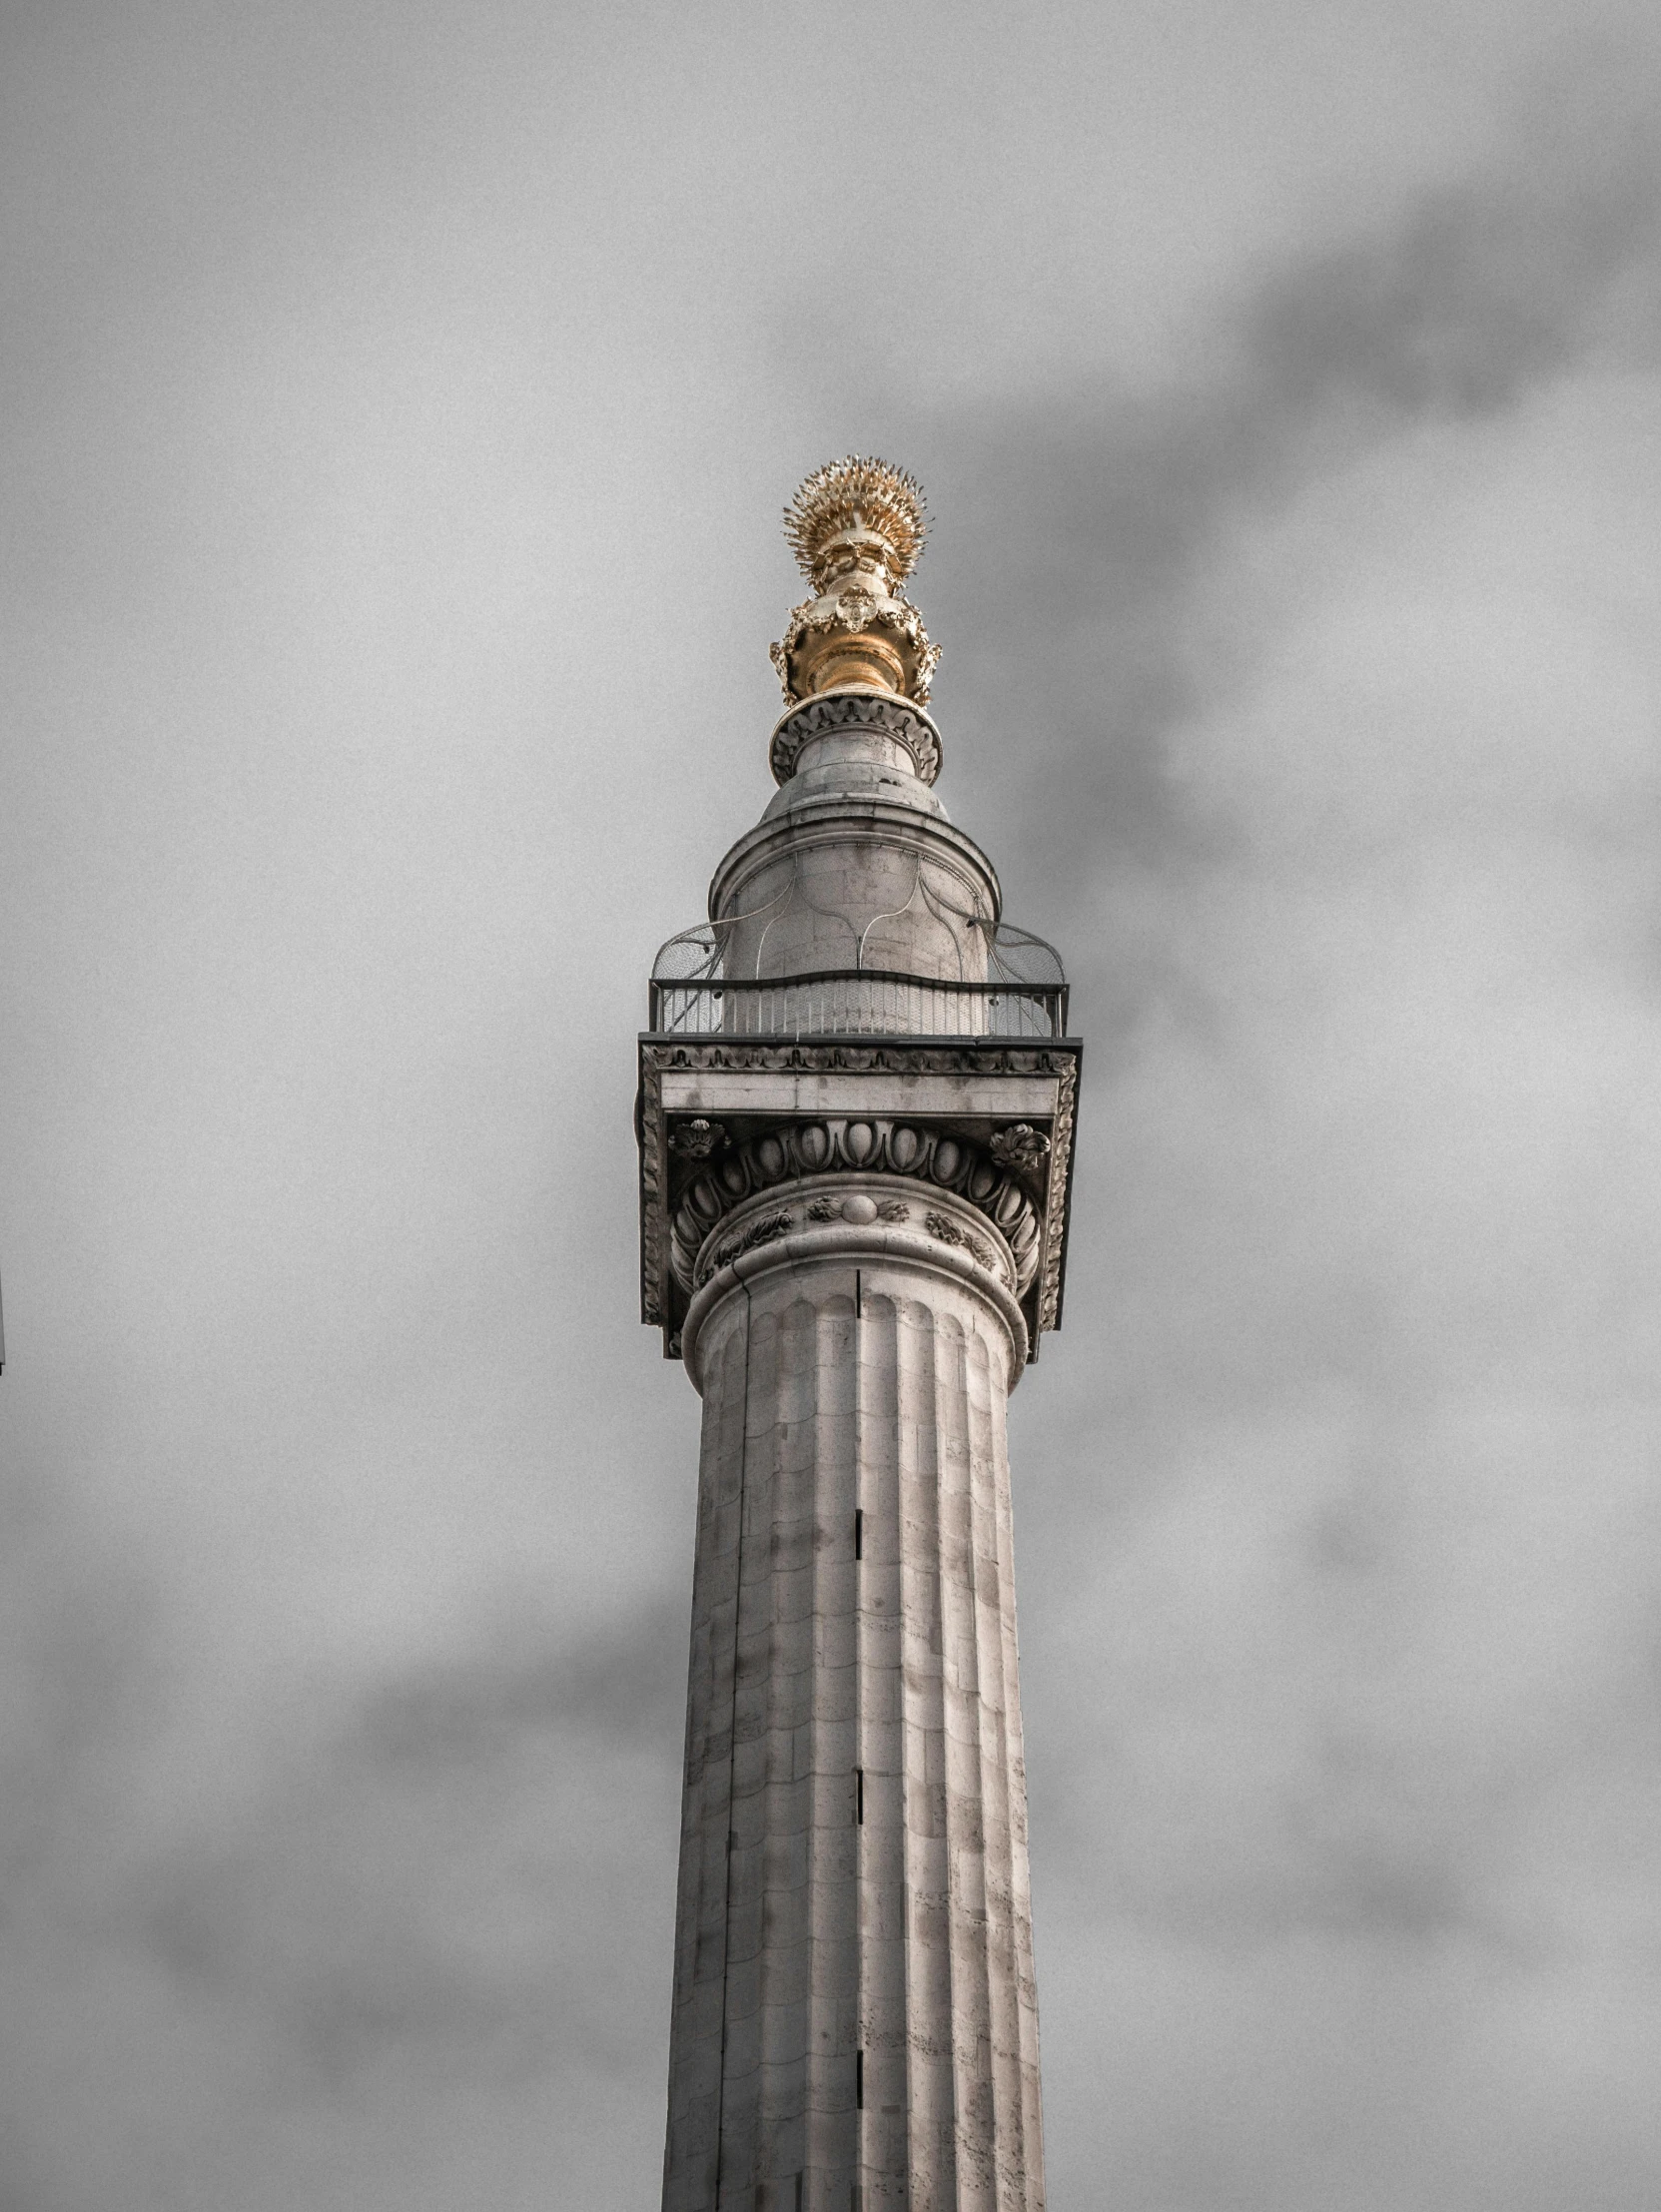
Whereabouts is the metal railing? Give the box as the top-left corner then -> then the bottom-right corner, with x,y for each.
648,966 -> 1068,1039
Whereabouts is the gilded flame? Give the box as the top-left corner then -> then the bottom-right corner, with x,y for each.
782,456 -> 929,592
771,456 -> 940,707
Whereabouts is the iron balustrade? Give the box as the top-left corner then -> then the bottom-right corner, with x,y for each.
647,966 -> 1069,1039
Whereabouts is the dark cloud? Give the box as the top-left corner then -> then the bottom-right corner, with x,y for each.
131,1606 -> 686,2083
917,78 -> 1661,940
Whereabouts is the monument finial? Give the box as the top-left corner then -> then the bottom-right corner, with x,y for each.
770,455 -> 941,705
782,454 -> 929,590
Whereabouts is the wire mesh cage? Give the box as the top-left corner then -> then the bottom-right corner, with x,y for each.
647,920 -> 1068,1039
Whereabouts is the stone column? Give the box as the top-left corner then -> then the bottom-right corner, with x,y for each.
661,1192 -> 1045,2212
642,458 -> 1076,2212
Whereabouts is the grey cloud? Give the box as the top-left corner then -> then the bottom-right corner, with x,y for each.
0,2151 -> 68,2212
131,1605 -> 686,2082
0,1538 -> 163,1897
1239,120 -> 1661,419
363,1599 -> 688,1769
4,21 -> 1661,2212
917,79 -> 1661,923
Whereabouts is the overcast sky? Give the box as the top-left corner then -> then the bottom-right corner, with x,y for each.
3,4 -> 1661,2207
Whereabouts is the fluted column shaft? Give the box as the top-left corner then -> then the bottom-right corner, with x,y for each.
662,1227 -> 1045,2212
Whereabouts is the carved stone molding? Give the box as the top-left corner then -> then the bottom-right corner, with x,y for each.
667,1116 -> 725,1159
636,1034 -> 1082,1354
1036,1054 -> 1078,1333
805,1193 -> 908,1225
637,1050 -> 670,1333
920,1208 -> 1000,1273
989,1121 -> 1050,1175
669,1116 -> 1040,1296
768,686 -> 945,788
644,1037 -> 1077,1080
701,1205 -> 794,1276
688,1173 -> 1017,1301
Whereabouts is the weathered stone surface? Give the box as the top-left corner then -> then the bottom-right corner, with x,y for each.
660,1229 -> 1045,2211
709,796 -> 999,994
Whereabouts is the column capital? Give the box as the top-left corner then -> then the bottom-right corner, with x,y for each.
637,1037 -> 1081,1363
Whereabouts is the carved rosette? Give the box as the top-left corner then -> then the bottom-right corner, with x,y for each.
768,689 -> 943,788
668,1116 -> 1042,1298
990,1121 -> 1051,1176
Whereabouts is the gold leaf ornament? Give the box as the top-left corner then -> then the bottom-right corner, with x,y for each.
771,456 -> 941,706
782,455 -> 929,592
